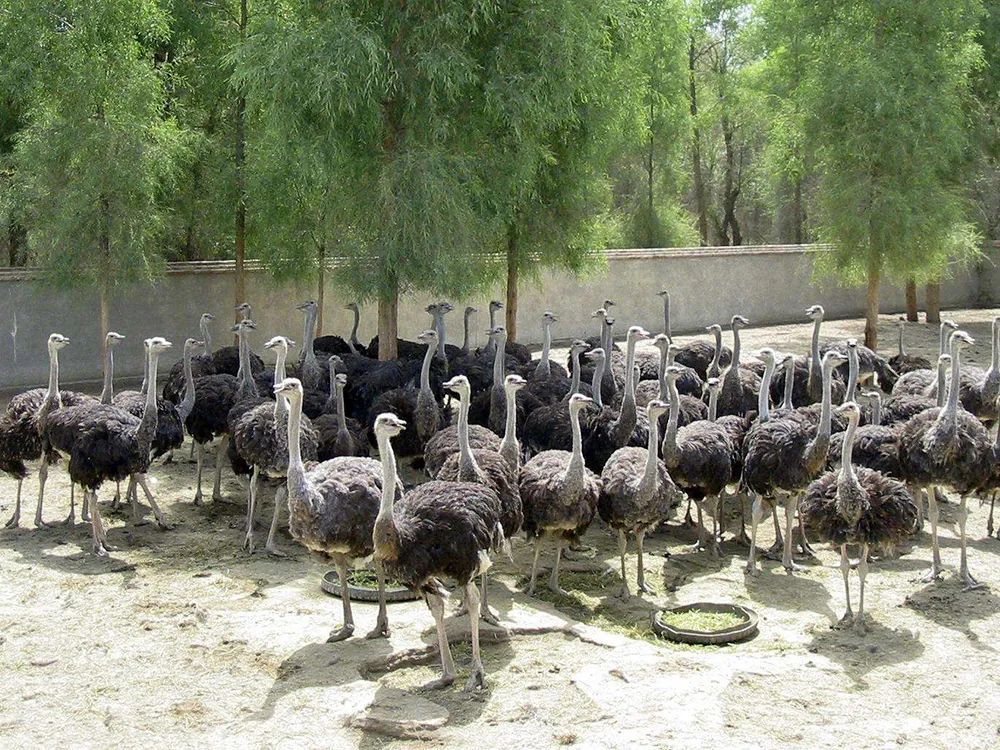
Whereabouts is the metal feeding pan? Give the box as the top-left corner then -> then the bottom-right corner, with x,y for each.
651,602 -> 759,645
321,569 -> 421,603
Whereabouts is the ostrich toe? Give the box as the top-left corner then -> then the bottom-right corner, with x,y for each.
326,625 -> 355,643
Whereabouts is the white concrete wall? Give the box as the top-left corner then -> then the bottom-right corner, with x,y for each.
0,244 -> 994,388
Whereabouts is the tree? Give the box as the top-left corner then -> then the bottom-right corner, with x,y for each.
4,1 -> 184,348
802,0 -> 984,348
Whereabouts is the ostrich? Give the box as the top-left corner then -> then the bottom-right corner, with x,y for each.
0,333 -> 81,528
892,320 -> 959,396
470,325 -> 539,437
163,314 -> 217,404
478,300 -> 532,364
665,343 -> 704,396
498,374 -> 527,471
519,393 -> 602,596
525,312 -> 571,403
899,330 -> 991,588
801,402 -> 918,632
186,319 -> 257,504
661,366 -> 738,556
888,317 -> 931,375
313,373 -> 369,461
717,315 -> 758,417
827,392 -> 904,479
742,350 -> 848,575
373,412 -> 503,691
46,338 -> 174,554
295,300 -> 328,391
365,329 -> 445,456
459,305 -> 478,356
881,353 -> 949,426
275,378 -> 402,641
98,332 -> 127,403
232,336 -> 320,554
522,342 -> 593,456
312,303 -> 357,357
599,399 -> 680,597
671,320 -> 733,381
436,375 -> 522,623
212,303 -> 265,378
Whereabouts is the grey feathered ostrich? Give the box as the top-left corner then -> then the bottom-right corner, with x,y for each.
436,374 -> 523,623
295,300 -> 327,391
801,402 -> 918,632
742,349 -> 848,575
275,377 -> 401,641
521,342 -> 591,456
373,412 -> 503,691
899,330 -> 991,588
661,365 -> 738,556
0,333 -> 85,528
46,338 -> 173,554
519,393 -> 602,596
600,399 -> 680,597
233,336 -> 320,554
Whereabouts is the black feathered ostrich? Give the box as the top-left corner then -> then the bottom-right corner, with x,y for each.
741,349 -> 848,576
436,374 -> 523,623
889,317 -> 931,375
46,338 -> 173,554
373,411 -> 503,691
599,399 -> 680,597
276,377 -> 401,641
898,330 -> 991,589
801,402 -> 918,632
312,372 -> 369,461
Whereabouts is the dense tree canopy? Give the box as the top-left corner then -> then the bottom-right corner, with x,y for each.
0,0 -> 995,345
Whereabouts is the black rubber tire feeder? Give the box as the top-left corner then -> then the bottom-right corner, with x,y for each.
651,602 -> 759,645
321,570 -> 421,603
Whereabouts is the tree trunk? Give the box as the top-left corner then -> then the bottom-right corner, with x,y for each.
377,277 -> 398,361
506,227 -> 519,342
688,36 -> 708,246
233,0 -> 248,337
99,195 -> 111,359
316,242 -> 325,336
926,281 -> 941,324
720,116 -> 742,246
905,279 -> 918,321
865,262 -> 881,350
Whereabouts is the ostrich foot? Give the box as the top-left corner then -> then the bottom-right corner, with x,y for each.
853,616 -> 868,635
833,612 -> 854,629
480,606 -> 501,626
242,530 -> 255,554
637,580 -> 655,595
4,511 -> 20,529
326,625 -> 355,643
615,583 -> 631,601
212,491 -> 224,503
464,667 -> 486,693
547,581 -> 570,598
762,540 -> 784,561
915,565 -> 943,584
421,674 -> 456,691
265,545 -> 287,558
734,528 -> 752,547
365,618 -> 390,640
783,561 -> 805,574
92,539 -> 118,556
62,510 -> 76,526
193,491 -> 204,507
34,517 -> 53,529
961,571 -> 985,591
796,538 -> 817,557
156,519 -> 175,531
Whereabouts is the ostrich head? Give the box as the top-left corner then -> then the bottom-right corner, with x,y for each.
272,377 -> 303,402
646,399 -> 669,420
201,312 -> 215,324
374,412 -> 407,438
47,333 -> 70,352
487,325 -> 506,341
705,323 -> 722,336
584,347 -> 605,364
667,343 -> 682,363
335,373 -> 347,390
442,374 -> 471,397
183,338 -> 204,354
706,376 -> 721,394
950,330 -> 974,349
465,305 -> 478,317
731,315 -> 750,330
652,334 -> 670,352
489,300 -> 503,313
105,331 -> 125,348
264,335 -> 293,354
664,364 -> 685,383
567,393 -> 593,413
836,401 -> 861,422
542,311 -> 558,325
754,347 -> 780,366
417,328 -> 438,346
570,339 -> 590,357
858,390 -> 881,406
327,355 -> 343,373
592,307 -> 607,320
144,337 -> 172,356
424,302 -> 439,315
504,374 -> 526,393
344,302 -> 359,312
656,290 -> 669,299
235,302 -> 253,319
296,300 -> 317,312
231,319 -> 257,334
806,304 -> 824,321
822,350 -> 848,370
438,301 -> 455,315
603,299 -> 616,309
847,338 -> 858,352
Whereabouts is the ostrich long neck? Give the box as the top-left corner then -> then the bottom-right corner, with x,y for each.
759,358 -> 777,422
810,317 -> 822,376
662,294 -> 671,341
500,386 -> 519,465
781,358 -> 795,410
536,321 -> 552,377
487,307 -> 498,353
303,307 -> 318,368
180,345 -> 197,421
325,362 -> 337,412
457,387 -> 479,478
335,384 -> 348,433
285,393 -> 308,505
613,335 -> 639,435
349,307 -> 360,348
662,377 -> 680,467
846,349 -> 859,402
944,340 -> 963,420
731,324 -> 742,367
870,397 -> 882,426
708,388 -> 719,421
640,407 -> 661,494
273,347 -> 289,420
897,325 -> 905,357
836,414 -> 866,519
420,340 -> 435,396
569,349 -> 581,395
817,361 -> 836,440
237,328 -> 257,399
201,318 -> 213,355
100,345 -> 115,404
375,429 -> 401,547
592,355 -> 605,408
462,311 -> 472,354
492,333 -> 506,385
936,358 -> 948,408
434,310 -> 447,360
656,349 -> 668,400
45,344 -> 61,407
938,324 -> 949,358
135,349 -> 161,455
140,353 -> 149,396
564,405 -> 586,491
710,328 -> 722,374
991,320 -> 999,374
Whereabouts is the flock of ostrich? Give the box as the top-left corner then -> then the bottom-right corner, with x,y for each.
1,292 -> 998,691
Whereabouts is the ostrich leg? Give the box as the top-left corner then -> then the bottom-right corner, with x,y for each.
327,555 -> 355,642
988,492 -> 996,538
734,492 -> 752,546
744,494 -> 765,577
636,529 -> 654,594
63,482 -> 77,526
212,435 -> 229,502
682,498 -> 695,528
708,494 -> 722,557
782,496 -> 803,573
463,580 -> 486,691
243,466 -> 259,553
479,572 -> 500,625
689,501 -> 708,553
365,561 -> 390,639
112,481 -> 122,510
193,444 -> 205,506
88,490 -> 116,556
527,537 -> 543,595
763,505 -> 785,560
615,530 -> 630,599
917,485 -> 943,583
424,592 -> 457,690
835,544 -> 854,627
264,485 -> 287,557
33,462 -> 51,528
957,495 -> 983,590
3,479 -> 22,528
795,497 -> 817,557
548,538 -> 569,596
855,544 -> 869,633
80,485 -> 89,522
135,474 -> 172,529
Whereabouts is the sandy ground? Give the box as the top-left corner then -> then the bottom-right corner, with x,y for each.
3,310 -> 1000,750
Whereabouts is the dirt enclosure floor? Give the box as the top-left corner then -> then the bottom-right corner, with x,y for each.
3,311 -> 1000,749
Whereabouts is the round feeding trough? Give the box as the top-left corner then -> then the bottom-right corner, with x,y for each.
321,570 -> 421,603
651,602 -> 759,645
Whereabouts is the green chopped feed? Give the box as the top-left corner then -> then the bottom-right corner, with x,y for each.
344,570 -> 406,589
659,609 -> 744,632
